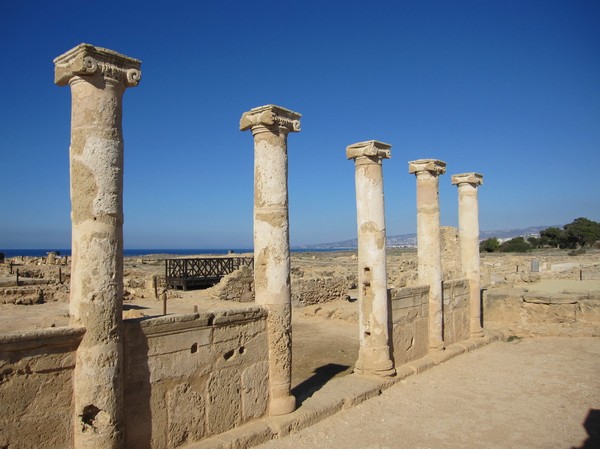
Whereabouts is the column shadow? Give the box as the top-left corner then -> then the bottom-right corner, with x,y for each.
572,409 -> 600,449
292,363 -> 350,406
122,320 -> 152,449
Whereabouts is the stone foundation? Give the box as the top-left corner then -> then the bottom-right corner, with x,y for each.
390,285 -> 430,365
483,288 -> 600,337
0,306 -> 268,449
0,327 -> 85,449
123,306 -> 269,449
442,279 -> 470,344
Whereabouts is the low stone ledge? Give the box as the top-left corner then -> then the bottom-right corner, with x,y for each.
178,420 -> 274,449
267,392 -> 346,438
427,347 -> 459,365
0,326 -> 85,352
523,293 -> 578,304
317,373 -> 383,408
587,290 -> 600,300
406,356 -> 436,374
485,287 -> 527,300
212,306 -> 267,325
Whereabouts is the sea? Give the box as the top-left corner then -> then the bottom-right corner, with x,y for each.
0,248 -> 352,258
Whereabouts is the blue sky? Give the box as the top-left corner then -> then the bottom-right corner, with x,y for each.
1,0 -> 599,249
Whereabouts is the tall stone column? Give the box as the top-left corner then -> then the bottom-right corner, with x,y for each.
54,44 -> 141,449
452,173 -> 484,338
240,104 -> 301,415
409,159 -> 446,351
347,141 -> 395,377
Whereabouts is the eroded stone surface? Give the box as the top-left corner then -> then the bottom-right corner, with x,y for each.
410,159 -> 446,350
241,104 -> 301,415
55,43 -> 141,449
452,172 -> 484,337
347,141 -> 395,377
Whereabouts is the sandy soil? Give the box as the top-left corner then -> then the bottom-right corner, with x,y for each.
256,337 -> 600,449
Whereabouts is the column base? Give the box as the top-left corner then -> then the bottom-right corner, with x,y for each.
269,394 -> 296,416
355,358 -> 396,378
470,329 -> 485,338
429,340 -> 446,351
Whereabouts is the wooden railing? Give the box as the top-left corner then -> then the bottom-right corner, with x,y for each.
165,257 -> 254,290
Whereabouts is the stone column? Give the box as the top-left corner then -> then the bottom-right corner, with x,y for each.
452,173 -> 484,338
54,44 -> 141,449
240,104 -> 301,415
409,159 -> 446,351
347,141 -> 395,377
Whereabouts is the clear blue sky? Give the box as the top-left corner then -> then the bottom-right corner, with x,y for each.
1,0 -> 599,249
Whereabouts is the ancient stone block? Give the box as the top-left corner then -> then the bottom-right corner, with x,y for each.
579,300 -> 600,323
207,368 -> 242,435
483,289 -> 524,324
291,276 -> 348,306
523,303 -> 577,324
241,361 -> 269,420
167,383 -> 205,448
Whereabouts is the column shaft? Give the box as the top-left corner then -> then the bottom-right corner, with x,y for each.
348,141 -> 395,377
453,173 -> 484,337
240,105 -> 301,416
54,44 -> 141,449
409,159 -> 446,351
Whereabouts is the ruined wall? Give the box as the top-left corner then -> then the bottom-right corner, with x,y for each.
123,306 -> 269,449
442,279 -> 470,345
207,265 -> 254,302
0,327 -> 85,449
291,275 -> 348,306
390,285 -> 430,365
483,288 -> 600,337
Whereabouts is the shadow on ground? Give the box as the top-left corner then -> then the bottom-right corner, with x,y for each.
292,363 -> 350,406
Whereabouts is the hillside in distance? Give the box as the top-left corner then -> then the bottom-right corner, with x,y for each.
297,225 -> 558,250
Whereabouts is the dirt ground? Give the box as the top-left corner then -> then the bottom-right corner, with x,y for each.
256,337 -> 600,449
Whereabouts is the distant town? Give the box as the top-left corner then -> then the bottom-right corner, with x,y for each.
299,225 -> 555,250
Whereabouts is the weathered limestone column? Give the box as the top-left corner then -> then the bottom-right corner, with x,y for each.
54,44 -> 141,449
347,141 -> 395,377
240,104 -> 301,415
409,159 -> 446,351
452,173 -> 484,338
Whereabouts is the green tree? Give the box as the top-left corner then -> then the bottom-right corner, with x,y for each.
564,217 -> 600,247
480,237 -> 499,253
540,227 -> 565,248
540,218 -> 600,249
499,237 -> 532,253
527,236 -> 541,248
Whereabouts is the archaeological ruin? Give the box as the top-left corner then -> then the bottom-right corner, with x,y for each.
0,43 -> 598,449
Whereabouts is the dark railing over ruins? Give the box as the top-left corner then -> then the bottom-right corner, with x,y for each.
165,257 -> 254,290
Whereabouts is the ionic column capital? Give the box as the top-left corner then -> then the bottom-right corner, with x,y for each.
451,172 -> 484,187
54,43 -> 142,87
240,104 -> 301,134
408,159 -> 446,176
346,140 -> 391,161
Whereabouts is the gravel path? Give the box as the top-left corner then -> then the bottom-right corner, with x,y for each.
256,337 -> 600,449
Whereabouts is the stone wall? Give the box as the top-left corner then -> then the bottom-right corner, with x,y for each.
207,265 -> 254,302
0,327 -> 85,449
483,288 -> 600,337
442,279 -> 470,345
123,306 -> 269,449
291,275 -> 348,306
390,285 -> 430,365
